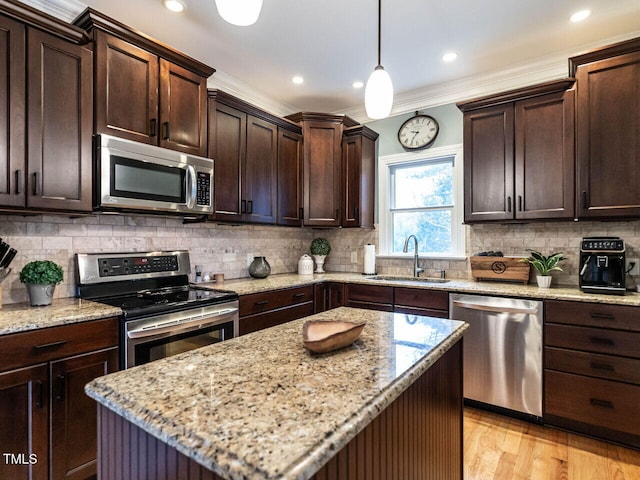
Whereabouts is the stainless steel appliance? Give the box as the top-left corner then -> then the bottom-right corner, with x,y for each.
76,251 -> 238,369
95,134 -> 213,215
579,236 -> 626,295
450,293 -> 543,420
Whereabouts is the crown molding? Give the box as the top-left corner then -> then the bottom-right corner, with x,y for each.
18,0 -> 85,20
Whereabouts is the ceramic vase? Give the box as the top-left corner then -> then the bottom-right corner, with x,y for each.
536,275 -> 552,288
26,283 -> 56,306
248,256 -> 271,279
313,255 -> 327,274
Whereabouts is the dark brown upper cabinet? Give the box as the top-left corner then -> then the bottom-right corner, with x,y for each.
74,9 -> 214,156
342,125 -> 378,228
458,79 -> 575,223
208,90 -> 302,225
570,38 -> 640,219
0,1 -> 93,213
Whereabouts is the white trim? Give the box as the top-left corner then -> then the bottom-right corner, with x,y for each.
19,0 -> 85,21
378,144 -> 465,258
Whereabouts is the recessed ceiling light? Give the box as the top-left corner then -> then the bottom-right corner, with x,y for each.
292,76 -> 304,85
570,9 -> 591,23
442,52 -> 458,63
163,0 -> 185,13
353,81 -> 364,89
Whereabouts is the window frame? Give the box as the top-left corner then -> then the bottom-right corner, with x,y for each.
378,144 -> 465,259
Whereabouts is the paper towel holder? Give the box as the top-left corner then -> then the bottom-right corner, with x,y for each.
362,243 -> 378,275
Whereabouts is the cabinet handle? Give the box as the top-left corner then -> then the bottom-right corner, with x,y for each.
35,380 -> 44,408
589,336 -> 614,346
335,208 -> 340,219
163,122 -> 170,140
241,200 -> 246,214
299,207 -> 304,220
590,398 -> 614,409
247,200 -> 253,214
507,196 -> 512,212
293,293 -> 306,298
150,118 -> 157,137
15,170 -> 22,194
582,191 -> 589,209
32,172 -> 40,196
33,340 -> 67,350
254,300 -> 270,306
354,206 -> 359,221
55,374 -> 65,402
590,313 -> 614,321
590,362 -> 614,372
518,195 -> 522,212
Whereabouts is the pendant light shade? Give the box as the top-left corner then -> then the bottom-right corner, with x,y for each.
365,0 -> 393,119
365,66 -> 393,119
215,0 -> 263,26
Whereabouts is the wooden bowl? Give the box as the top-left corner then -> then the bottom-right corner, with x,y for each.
302,320 -> 366,353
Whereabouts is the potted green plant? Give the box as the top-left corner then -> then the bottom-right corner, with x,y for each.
520,250 -> 566,288
310,238 -> 331,274
19,260 -> 64,306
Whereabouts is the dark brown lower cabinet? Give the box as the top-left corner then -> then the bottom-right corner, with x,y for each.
239,286 -> 314,335
314,282 -> 344,313
394,287 -> 449,318
95,340 -> 463,480
345,283 -> 394,311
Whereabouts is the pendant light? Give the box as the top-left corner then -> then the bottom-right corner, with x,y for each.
365,0 -> 393,119
215,0 -> 263,26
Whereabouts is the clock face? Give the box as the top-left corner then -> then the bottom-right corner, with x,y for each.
398,115 -> 439,150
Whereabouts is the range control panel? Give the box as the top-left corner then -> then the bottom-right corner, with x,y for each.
580,237 -> 625,252
98,255 -> 179,277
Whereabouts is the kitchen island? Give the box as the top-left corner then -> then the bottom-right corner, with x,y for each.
85,307 -> 467,480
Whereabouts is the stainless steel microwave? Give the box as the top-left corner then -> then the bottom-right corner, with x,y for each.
95,134 -> 213,215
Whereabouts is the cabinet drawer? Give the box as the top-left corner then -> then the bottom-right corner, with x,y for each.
394,287 -> 448,312
394,306 -> 448,319
239,302 -> 314,335
545,370 -> 640,438
545,347 -> 640,385
0,318 -> 119,372
545,323 -> 640,358
239,286 -> 313,317
345,284 -> 393,305
546,300 -> 640,332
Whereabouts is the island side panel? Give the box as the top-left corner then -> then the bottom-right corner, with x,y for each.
94,340 -> 462,480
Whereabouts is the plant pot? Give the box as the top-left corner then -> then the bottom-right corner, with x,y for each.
312,255 -> 327,274
26,283 -> 56,306
248,256 -> 271,279
536,275 -> 552,288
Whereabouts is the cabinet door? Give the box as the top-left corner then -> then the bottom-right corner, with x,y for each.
245,115 -> 277,224
209,102 -> 245,221
0,16 -> 25,208
277,128 -> 303,226
159,59 -> 207,156
50,347 -> 118,480
463,104 -> 514,222
0,364 -> 48,480
303,121 -> 343,226
26,29 -> 93,212
95,31 -> 158,145
576,50 -> 640,218
342,132 -> 376,228
315,282 -> 345,313
515,90 -> 575,219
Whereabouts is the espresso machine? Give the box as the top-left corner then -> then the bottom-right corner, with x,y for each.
579,237 -> 626,295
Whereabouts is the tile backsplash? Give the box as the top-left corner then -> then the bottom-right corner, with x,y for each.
3,213 -> 640,305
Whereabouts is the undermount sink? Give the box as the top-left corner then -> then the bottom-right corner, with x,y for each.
365,275 -> 450,284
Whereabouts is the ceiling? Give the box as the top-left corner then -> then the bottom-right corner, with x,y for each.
23,0 -> 640,121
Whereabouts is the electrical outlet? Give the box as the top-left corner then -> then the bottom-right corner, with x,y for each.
627,257 -> 640,276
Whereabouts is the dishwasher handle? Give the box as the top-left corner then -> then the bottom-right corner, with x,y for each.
451,300 -> 539,316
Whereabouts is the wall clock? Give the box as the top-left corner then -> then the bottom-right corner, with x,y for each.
397,113 -> 439,150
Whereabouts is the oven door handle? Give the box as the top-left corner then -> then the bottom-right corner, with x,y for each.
127,307 -> 238,339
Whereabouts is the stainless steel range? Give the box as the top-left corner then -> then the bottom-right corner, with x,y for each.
76,251 -> 238,369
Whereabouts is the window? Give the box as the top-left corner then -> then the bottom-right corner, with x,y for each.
378,144 -> 465,258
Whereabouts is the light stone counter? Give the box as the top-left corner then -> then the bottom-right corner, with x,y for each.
209,272 -> 640,306
0,297 -> 122,336
85,307 -> 468,480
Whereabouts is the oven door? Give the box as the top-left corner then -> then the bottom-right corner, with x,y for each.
124,301 -> 238,369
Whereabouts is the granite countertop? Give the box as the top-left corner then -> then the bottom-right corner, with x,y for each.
0,297 -> 122,336
85,307 -> 468,480
210,272 -> 640,306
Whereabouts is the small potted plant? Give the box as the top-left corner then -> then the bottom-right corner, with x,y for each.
310,238 -> 331,274
520,250 -> 566,288
19,260 -> 64,306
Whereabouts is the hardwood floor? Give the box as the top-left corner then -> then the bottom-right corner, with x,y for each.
464,407 -> 640,480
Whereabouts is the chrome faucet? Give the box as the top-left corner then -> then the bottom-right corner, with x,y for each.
402,235 -> 424,277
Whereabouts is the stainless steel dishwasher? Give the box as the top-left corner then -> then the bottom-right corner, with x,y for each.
450,293 -> 543,420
